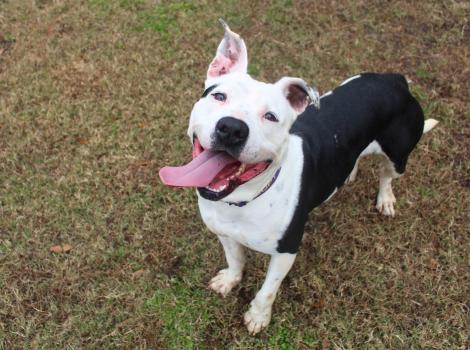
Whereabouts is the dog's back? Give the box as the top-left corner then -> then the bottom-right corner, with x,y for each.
290,73 -> 425,206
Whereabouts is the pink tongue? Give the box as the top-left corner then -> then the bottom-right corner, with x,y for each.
159,150 -> 238,187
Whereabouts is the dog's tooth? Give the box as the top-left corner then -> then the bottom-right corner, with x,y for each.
207,182 -> 229,193
235,163 -> 246,176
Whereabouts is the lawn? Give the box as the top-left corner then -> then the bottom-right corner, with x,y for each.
0,0 -> 469,349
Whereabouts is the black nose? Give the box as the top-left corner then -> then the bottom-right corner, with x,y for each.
215,117 -> 249,147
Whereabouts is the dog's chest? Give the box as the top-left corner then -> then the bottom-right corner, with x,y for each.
198,136 -> 304,254
198,189 -> 293,254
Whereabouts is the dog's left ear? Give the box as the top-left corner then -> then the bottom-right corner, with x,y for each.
276,77 -> 320,113
207,19 -> 248,78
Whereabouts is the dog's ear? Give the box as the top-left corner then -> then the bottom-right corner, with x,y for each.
207,19 -> 248,78
276,77 -> 320,113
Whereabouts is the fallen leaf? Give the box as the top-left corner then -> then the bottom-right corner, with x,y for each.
322,338 -> 331,349
62,244 -> 72,252
50,244 -> 72,254
131,269 -> 146,278
76,137 -> 89,145
313,297 -> 326,309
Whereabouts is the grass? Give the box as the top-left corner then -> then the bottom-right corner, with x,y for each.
0,0 -> 469,348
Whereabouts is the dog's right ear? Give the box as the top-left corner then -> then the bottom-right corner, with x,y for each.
207,19 -> 248,79
275,77 -> 320,114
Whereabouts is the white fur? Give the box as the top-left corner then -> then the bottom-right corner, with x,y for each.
324,187 -> 338,202
376,157 -> 400,216
209,236 -> 245,296
423,118 -> 438,133
200,136 -> 304,335
244,253 -> 296,334
345,141 -> 383,184
340,74 -> 361,86
189,22 -> 438,334
188,73 -> 299,167
190,24 -> 316,334
321,90 -> 333,98
345,159 -> 359,184
345,140 -> 401,216
360,140 -> 383,156
198,135 -> 304,254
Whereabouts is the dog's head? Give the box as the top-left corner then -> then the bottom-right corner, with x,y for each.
160,20 -> 319,201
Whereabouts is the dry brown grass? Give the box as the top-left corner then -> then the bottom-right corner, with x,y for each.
0,0 -> 469,348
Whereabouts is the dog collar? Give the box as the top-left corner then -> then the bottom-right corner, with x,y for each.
224,168 -> 281,207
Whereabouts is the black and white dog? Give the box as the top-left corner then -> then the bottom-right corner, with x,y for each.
160,20 -> 438,334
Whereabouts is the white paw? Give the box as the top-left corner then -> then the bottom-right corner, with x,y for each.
244,304 -> 272,335
208,269 -> 242,297
376,192 -> 396,216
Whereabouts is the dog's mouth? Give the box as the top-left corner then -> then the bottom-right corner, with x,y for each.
159,137 -> 271,200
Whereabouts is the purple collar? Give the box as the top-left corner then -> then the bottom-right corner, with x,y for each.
224,168 -> 281,207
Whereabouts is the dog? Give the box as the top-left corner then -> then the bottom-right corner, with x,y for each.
159,20 -> 438,334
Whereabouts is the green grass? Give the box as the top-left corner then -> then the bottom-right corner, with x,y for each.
136,2 -> 196,34
145,278 -> 215,349
1,0 -> 469,348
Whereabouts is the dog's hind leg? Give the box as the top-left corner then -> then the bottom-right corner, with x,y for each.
345,158 -> 360,184
209,236 -> 245,297
376,156 -> 401,216
374,100 -> 431,216
347,140 -> 385,185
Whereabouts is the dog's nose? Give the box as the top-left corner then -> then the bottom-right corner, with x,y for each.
215,117 -> 249,146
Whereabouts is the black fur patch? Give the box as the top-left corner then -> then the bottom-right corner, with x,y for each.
277,73 -> 425,253
202,84 -> 218,98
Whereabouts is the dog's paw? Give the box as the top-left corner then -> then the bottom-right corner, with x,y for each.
376,191 -> 396,217
208,269 -> 242,297
244,304 -> 272,335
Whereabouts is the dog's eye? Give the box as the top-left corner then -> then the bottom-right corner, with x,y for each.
264,112 -> 278,122
212,92 -> 226,102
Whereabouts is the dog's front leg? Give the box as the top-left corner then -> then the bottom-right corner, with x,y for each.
209,236 -> 245,297
244,253 -> 296,334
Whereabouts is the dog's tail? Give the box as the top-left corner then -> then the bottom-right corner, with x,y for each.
423,118 -> 439,134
